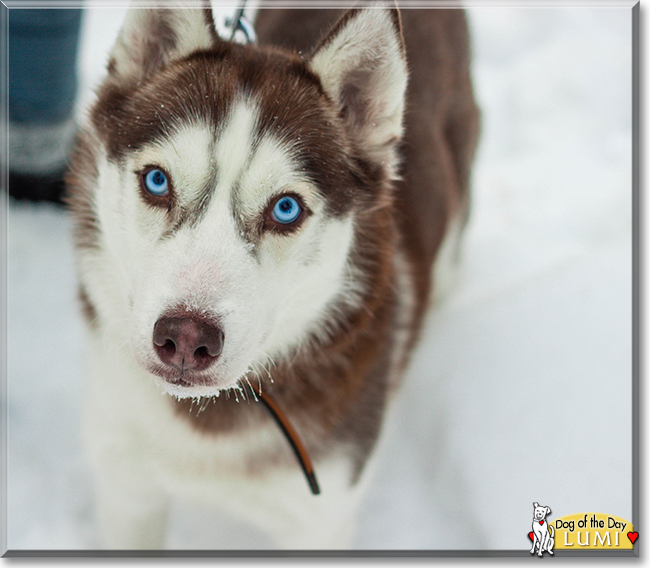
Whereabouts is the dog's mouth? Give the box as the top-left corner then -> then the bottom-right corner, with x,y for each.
145,356 -> 241,392
161,372 -> 203,389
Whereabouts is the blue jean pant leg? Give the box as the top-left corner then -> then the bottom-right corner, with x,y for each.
9,8 -> 82,184
9,8 -> 82,125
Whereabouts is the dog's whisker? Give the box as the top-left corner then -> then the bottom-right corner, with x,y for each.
244,377 -> 259,401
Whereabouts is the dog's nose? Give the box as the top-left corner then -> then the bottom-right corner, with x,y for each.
153,316 -> 224,372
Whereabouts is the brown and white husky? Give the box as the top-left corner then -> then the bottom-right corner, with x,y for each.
66,0 -> 479,549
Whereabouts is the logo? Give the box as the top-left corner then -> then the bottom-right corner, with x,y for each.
527,504 -> 637,553
529,502 -> 555,556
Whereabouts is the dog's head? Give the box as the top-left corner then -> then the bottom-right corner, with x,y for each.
533,503 -> 552,521
68,2 -> 407,397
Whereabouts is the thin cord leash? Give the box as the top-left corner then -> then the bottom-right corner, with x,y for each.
259,391 -> 321,495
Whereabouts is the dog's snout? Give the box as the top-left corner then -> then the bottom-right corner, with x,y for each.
153,315 -> 224,373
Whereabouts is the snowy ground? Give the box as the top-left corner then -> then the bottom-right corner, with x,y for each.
5,1 -> 635,554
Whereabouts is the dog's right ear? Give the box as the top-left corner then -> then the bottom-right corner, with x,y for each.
308,4 -> 407,168
107,1 -> 220,86
533,502 -> 539,508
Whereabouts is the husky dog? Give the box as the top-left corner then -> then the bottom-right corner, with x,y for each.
66,0 -> 479,549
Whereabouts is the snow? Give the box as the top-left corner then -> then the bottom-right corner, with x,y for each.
5,1 -> 636,553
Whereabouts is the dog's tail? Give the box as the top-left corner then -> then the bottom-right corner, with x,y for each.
549,525 -> 555,537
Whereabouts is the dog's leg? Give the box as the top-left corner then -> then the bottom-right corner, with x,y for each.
271,507 -> 359,550
268,485 -> 364,549
94,468 -> 169,549
432,210 -> 466,304
530,532 -> 538,554
238,455 -> 369,550
538,532 -> 547,556
84,335 -> 171,549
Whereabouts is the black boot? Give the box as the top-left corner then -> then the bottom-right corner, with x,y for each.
8,170 -> 66,205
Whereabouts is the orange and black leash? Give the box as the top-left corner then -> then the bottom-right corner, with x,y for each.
258,391 -> 321,496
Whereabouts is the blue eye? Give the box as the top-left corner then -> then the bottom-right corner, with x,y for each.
272,196 -> 302,224
143,168 -> 169,196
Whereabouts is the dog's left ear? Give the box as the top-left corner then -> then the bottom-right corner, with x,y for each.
107,1 -> 220,86
309,5 -> 408,167
546,507 -> 552,516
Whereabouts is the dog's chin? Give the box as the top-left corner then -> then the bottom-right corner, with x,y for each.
157,379 -> 236,399
146,364 -> 241,399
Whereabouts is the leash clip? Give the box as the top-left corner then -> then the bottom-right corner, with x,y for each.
225,6 -> 256,44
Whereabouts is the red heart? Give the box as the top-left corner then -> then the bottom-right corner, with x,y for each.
627,532 -> 638,544
539,521 -> 544,525
528,531 -> 534,541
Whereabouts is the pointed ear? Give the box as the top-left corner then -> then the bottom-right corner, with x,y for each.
107,1 -> 219,85
309,5 -> 408,166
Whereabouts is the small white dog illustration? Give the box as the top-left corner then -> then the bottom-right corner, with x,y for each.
530,502 -> 555,556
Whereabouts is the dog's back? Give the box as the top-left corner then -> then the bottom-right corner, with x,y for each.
256,7 -> 480,322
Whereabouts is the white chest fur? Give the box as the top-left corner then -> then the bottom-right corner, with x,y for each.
83,331 -> 368,549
